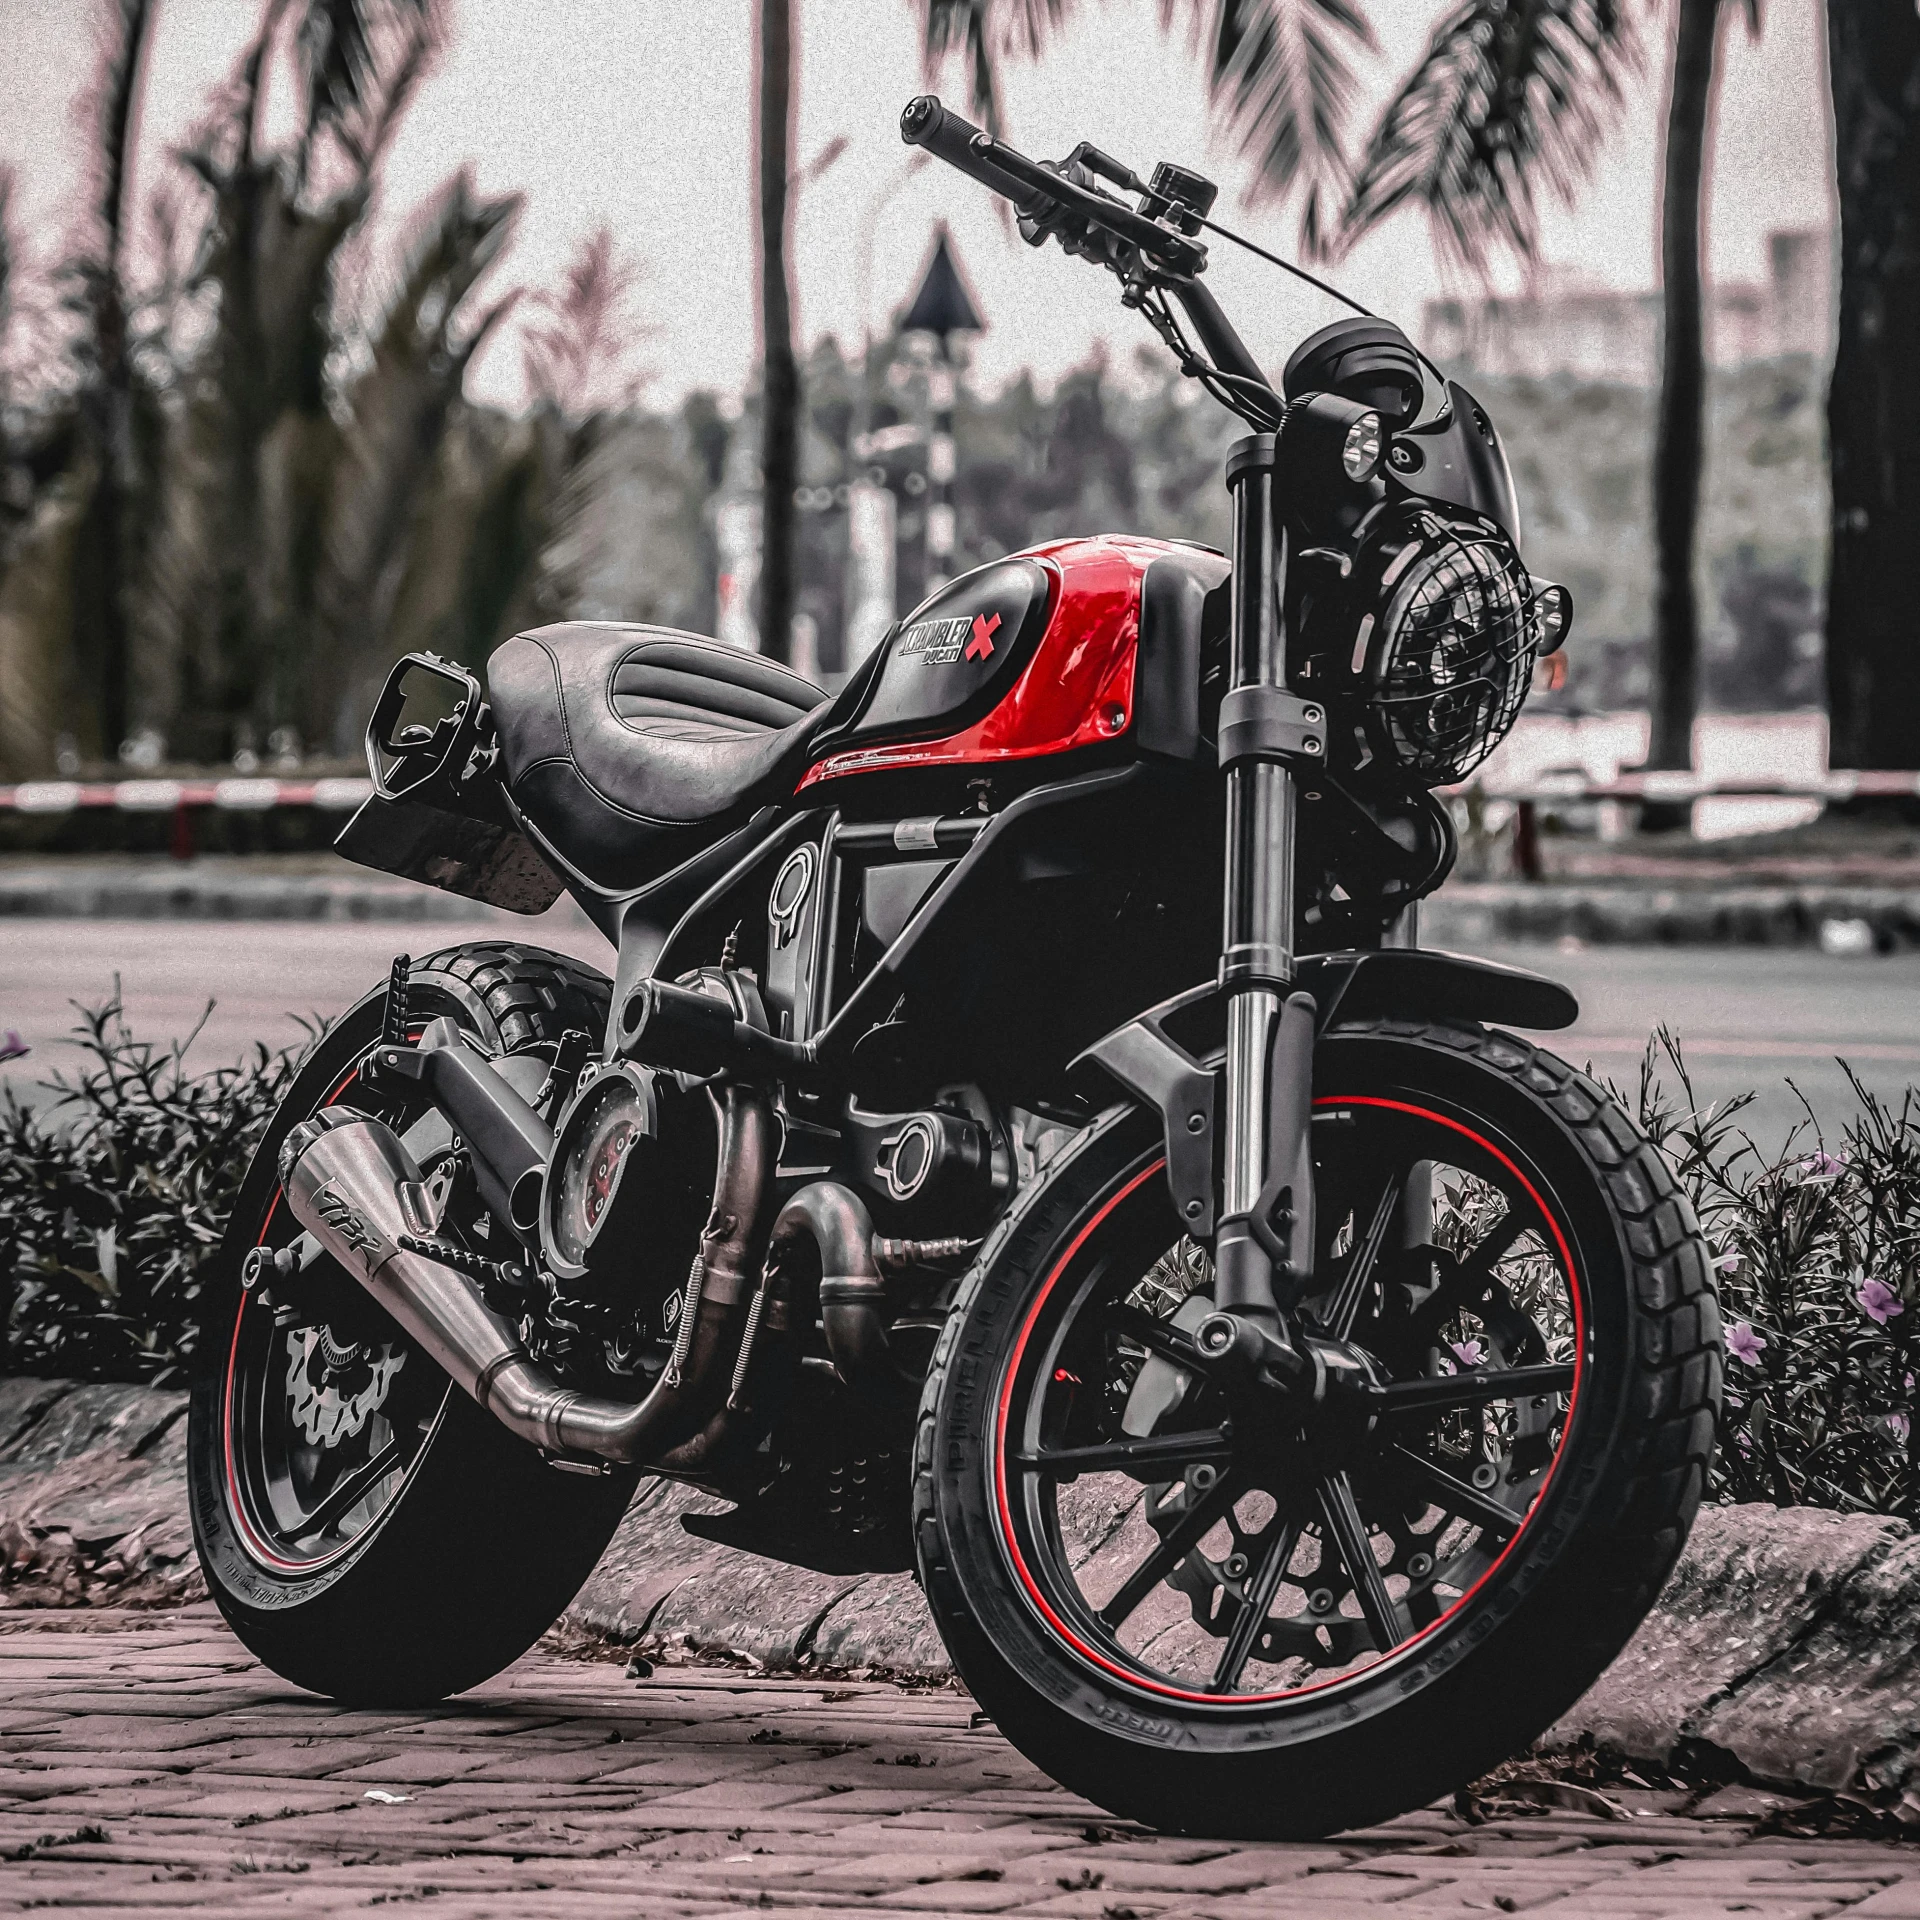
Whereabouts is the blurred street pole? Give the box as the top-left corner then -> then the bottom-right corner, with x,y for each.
899,226 -> 983,595
755,0 -> 797,664
844,155 -> 926,666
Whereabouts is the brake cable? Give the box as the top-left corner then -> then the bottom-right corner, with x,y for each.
1197,214 -> 1378,321
1139,287 -> 1284,430
1192,211 -> 1455,426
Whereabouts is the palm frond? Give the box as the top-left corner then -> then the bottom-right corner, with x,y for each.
317,169 -> 522,694
328,3 -> 443,180
522,226 -> 655,421
1167,0 -> 1375,210
1335,0 -> 1639,272
87,0 -> 157,281
919,0 -> 1071,134
299,0 -> 435,130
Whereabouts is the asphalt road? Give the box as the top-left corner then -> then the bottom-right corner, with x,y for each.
1480,939 -> 1920,1153
0,911 -> 611,1113
3,919 -> 1917,1151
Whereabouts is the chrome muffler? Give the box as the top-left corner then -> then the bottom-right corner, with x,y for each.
276,1085 -> 773,1466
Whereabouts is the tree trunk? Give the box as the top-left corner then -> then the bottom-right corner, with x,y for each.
1825,0 -> 1920,771
1645,0 -> 1721,804
755,0 -> 798,665
71,0 -> 155,760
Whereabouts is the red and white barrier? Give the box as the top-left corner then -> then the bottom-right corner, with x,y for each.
4,770 -> 1915,814
1456,769 -> 1920,802
0,778 -> 373,813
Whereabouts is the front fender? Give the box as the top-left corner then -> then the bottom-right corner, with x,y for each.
1296,947 -> 1577,1034
1068,948 -> 1577,1239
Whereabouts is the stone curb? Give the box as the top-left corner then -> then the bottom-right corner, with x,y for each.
6,1376 -> 1919,1806
6,863 -> 1920,946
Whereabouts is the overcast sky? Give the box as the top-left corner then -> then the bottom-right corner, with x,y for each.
0,0 -> 1836,409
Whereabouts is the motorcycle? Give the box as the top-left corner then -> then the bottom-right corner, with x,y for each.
186,98 -> 1721,1839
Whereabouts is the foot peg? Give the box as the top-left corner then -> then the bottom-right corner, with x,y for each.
383,953 -> 412,1049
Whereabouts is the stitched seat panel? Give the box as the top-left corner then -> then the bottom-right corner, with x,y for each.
488,622 -> 828,891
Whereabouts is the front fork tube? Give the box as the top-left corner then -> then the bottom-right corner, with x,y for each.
1214,433 -> 1316,1334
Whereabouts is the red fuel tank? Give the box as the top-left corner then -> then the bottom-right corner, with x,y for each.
802,535 -> 1214,787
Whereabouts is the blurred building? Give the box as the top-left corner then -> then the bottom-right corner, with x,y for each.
1423,228 -> 1834,384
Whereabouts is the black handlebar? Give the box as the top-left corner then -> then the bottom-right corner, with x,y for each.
900,96 -> 1208,278
899,97 -> 1051,218
900,95 -> 1285,424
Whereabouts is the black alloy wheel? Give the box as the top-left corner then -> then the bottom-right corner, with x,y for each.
915,1017 -> 1720,1837
189,943 -> 636,1705
995,1093 -> 1580,1702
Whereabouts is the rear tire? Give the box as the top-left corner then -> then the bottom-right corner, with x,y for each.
188,941 -> 633,1705
914,1017 -> 1720,1838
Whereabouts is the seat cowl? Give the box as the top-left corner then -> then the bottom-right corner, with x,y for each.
488,622 -> 826,893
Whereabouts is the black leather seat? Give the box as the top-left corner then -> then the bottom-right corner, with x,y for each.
488,623 -> 827,890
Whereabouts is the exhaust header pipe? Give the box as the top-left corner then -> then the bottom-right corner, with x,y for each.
277,1086 -> 773,1466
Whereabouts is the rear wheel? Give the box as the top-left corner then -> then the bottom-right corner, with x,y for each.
915,1018 -> 1719,1838
188,942 -> 633,1704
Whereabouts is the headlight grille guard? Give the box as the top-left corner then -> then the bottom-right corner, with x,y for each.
1294,501 -> 1567,789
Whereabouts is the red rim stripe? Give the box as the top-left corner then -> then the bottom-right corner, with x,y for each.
990,1097 -> 1587,1708
222,1062 -> 375,1574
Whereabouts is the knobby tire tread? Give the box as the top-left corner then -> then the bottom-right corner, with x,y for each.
911,1014 -> 1720,1836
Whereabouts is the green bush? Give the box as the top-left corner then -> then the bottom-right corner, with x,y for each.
0,996 -> 317,1383
1625,1032 -> 1920,1517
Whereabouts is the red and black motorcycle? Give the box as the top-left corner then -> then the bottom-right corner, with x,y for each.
187,100 -> 1720,1838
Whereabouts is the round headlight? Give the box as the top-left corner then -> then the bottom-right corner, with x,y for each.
1341,411 -> 1383,482
1374,523 -> 1534,783
1304,506 -> 1542,788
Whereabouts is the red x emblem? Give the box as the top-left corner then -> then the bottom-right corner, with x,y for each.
965,612 -> 1001,662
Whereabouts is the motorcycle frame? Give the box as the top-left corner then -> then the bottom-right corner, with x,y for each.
314,240 -> 1583,1486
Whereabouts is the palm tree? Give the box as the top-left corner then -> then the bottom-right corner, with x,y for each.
1338,1 -> 1762,811
69,0 -> 159,762
1824,0 -> 1920,780
1643,0 -> 1728,795
921,2 -> 1374,225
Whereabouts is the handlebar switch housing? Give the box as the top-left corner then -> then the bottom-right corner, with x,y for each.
1142,162 -> 1218,237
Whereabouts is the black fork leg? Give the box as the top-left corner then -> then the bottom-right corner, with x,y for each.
1213,433 -> 1318,1331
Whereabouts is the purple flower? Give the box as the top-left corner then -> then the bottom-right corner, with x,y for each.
1890,1413 -> 1912,1444
1714,1247 -> 1742,1275
1726,1322 -> 1767,1366
1449,1338 -> 1486,1369
1799,1150 -> 1846,1182
1859,1279 -> 1905,1326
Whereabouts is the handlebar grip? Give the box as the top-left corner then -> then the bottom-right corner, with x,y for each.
901,96 -> 1049,216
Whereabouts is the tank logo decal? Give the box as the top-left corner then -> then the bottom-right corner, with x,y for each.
897,609 -> 1000,665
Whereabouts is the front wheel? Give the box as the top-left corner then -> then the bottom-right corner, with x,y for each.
914,1017 -> 1720,1838
188,941 -> 634,1704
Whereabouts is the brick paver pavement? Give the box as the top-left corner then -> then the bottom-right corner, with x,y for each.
1,1608 -> 1917,1917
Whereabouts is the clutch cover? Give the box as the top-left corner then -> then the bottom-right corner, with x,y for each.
540,1061 -> 660,1285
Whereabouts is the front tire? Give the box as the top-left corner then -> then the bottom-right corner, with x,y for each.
188,941 -> 634,1704
914,1017 -> 1719,1838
